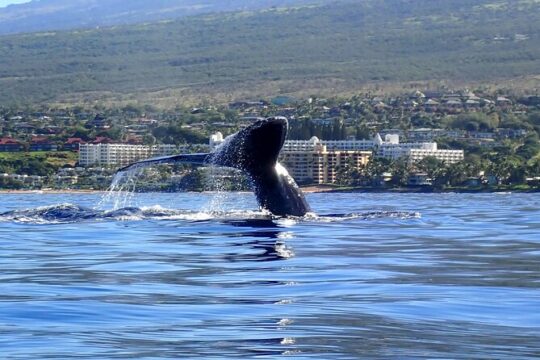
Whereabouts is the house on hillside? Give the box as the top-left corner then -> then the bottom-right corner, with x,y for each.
0,137 -> 24,152
496,96 -> 512,108
465,99 -> 481,109
14,122 -> 36,134
91,136 -> 115,144
443,99 -> 463,112
85,115 -> 111,129
30,136 -> 58,152
497,128 -> 528,139
228,100 -> 268,110
424,99 -> 440,112
64,137 -> 86,151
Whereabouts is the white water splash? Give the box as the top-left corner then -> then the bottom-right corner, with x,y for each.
202,165 -> 229,213
96,167 -> 144,210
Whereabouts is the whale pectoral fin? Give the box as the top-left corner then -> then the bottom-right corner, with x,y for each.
117,153 -> 210,173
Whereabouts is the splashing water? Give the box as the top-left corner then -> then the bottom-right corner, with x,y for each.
203,166 -> 231,213
0,201 -> 420,225
202,165 -> 252,214
97,167 -> 144,210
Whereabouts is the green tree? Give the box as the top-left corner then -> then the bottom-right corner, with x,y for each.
389,158 -> 412,186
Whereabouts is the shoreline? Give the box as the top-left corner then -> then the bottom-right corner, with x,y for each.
302,186 -> 540,194
0,189 -> 103,194
0,186 -> 539,195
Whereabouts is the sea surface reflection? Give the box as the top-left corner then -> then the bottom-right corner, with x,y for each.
0,192 -> 539,359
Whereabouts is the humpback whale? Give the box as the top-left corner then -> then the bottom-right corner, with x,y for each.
118,117 -> 311,217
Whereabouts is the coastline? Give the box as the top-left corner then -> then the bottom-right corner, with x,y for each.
0,189 -> 103,194
301,186 -> 540,194
1,186 -> 539,195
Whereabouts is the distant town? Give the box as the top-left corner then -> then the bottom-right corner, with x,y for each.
1,88 -> 539,192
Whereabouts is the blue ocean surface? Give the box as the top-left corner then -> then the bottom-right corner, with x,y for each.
0,191 -> 539,359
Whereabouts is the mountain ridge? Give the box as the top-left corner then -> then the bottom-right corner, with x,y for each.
0,0 -> 334,35
0,0 -> 539,105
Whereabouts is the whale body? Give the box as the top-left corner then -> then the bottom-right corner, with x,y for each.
118,117 -> 311,217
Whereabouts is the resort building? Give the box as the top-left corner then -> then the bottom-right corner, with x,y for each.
79,144 -> 178,166
279,147 -> 372,184
407,148 -> 464,164
283,137 -> 375,152
280,134 -> 464,164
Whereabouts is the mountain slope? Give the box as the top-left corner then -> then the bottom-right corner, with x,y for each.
0,0 -> 539,105
0,0 -> 332,35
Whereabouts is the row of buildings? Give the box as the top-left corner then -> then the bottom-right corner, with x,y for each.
78,131 -> 464,184
210,132 -> 464,184
0,136 -> 89,152
281,133 -> 464,162
280,134 -> 463,184
78,144 -> 181,167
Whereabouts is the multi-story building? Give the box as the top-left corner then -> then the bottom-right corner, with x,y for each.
279,144 -> 372,184
79,144 -> 178,166
407,148 -> 465,164
283,137 -> 375,152
280,133 -> 464,164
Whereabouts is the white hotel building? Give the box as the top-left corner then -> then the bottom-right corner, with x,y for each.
80,130 -> 463,178
280,146 -> 372,184
281,134 -> 464,164
79,144 -> 178,167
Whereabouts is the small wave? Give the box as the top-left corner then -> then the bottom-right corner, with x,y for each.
0,204 -> 100,224
0,203 -> 270,224
309,211 -> 421,222
0,204 -> 420,225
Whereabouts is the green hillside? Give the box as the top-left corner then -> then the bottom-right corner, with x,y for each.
0,0 -> 330,35
0,0 -> 539,105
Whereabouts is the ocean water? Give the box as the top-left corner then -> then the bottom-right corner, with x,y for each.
0,191 -> 539,359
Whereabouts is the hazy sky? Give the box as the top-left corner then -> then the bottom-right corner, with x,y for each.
0,0 -> 31,8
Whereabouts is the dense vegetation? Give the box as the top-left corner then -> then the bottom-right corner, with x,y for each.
0,0 -> 539,105
1,87 -> 540,190
0,152 -> 77,176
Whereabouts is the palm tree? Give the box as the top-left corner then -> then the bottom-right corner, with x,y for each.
389,158 -> 412,186
527,158 -> 540,177
446,161 -> 468,186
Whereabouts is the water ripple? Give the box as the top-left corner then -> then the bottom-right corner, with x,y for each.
0,192 -> 539,359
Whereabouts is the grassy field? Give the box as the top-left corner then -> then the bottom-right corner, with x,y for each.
0,0 -> 539,106
0,152 -> 79,167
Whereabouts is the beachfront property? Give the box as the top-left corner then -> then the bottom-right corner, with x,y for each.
407,148 -> 464,164
284,138 -> 375,152
279,146 -> 372,184
279,133 -> 464,164
78,129 -> 463,179
375,136 -> 464,164
79,143 -> 178,166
